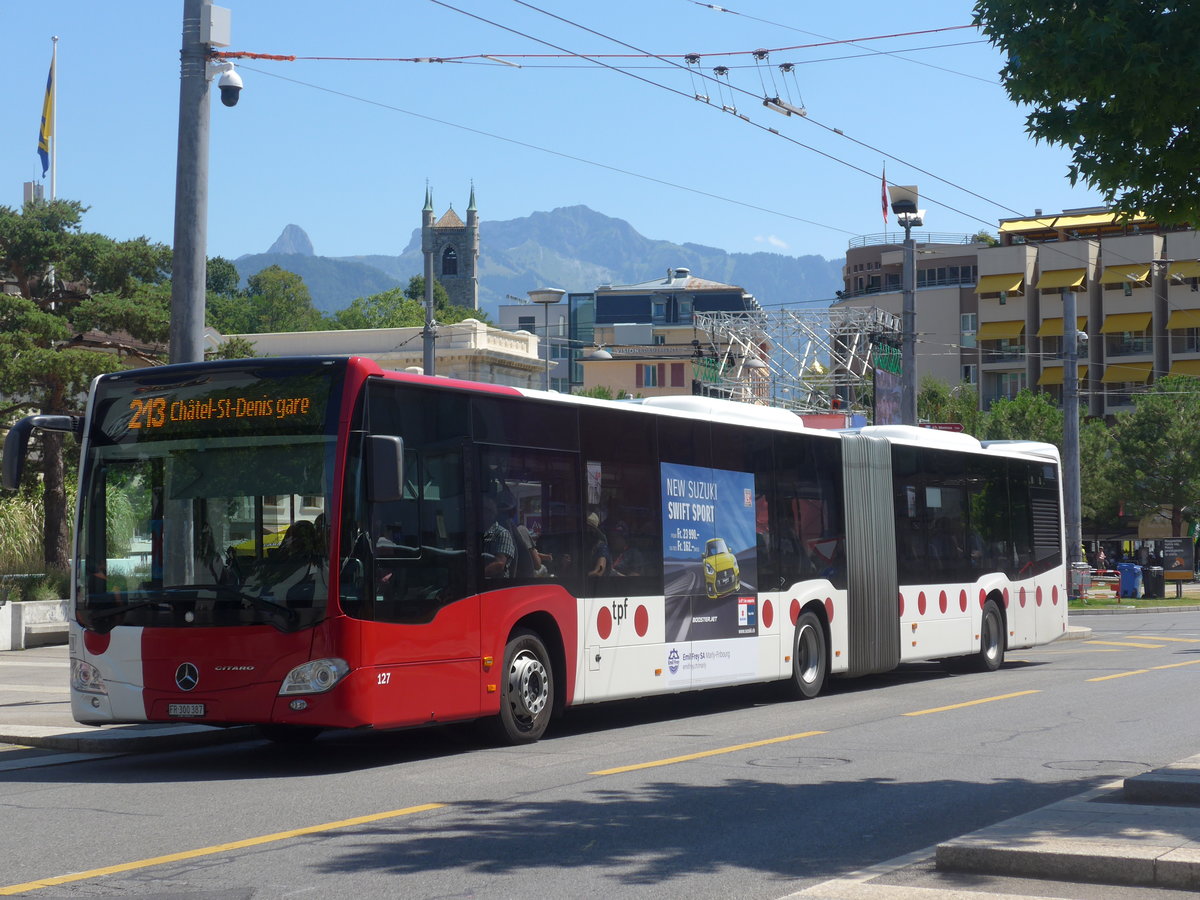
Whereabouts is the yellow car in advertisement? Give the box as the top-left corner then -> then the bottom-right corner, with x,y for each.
703,537 -> 740,598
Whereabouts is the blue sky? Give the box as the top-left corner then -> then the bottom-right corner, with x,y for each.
6,1 -> 1102,280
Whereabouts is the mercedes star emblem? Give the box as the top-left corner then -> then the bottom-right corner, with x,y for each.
175,662 -> 200,692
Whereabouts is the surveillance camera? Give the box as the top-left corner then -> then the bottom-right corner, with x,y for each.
1076,330 -> 1089,345
217,65 -> 242,107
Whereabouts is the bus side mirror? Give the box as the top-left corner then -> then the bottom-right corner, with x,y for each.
2,415 -> 79,491
367,435 -> 405,503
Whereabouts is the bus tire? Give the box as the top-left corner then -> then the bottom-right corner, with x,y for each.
493,628 -> 554,744
786,610 -> 827,699
260,724 -> 322,744
972,599 -> 1006,672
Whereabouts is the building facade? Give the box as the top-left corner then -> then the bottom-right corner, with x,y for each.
568,267 -> 763,399
835,209 -> 1200,418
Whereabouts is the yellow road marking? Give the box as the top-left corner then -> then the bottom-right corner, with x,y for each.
1152,659 -> 1200,670
590,731 -> 825,775
1087,669 -> 1150,682
903,690 -> 1040,717
1085,640 -> 1164,649
0,803 -> 445,896
1127,635 -> 1200,643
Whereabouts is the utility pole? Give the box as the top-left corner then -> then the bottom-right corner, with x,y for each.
1061,285 -> 1081,566
887,185 -> 924,425
169,0 -> 215,365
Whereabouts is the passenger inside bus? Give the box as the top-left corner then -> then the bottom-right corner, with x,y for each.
480,496 -> 515,579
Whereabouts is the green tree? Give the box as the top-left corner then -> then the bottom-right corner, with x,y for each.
206,256 -> 240,296
332,287 -> 425,329
917,378 -> 986,435
206,336 -> 258,360
1079,416 -> 1123,538
0,199 -> 172,567
974,1 -> 1200,224
212,265 -> 325,334
1110,375 -> 1200,536
981,389 -> 1063,444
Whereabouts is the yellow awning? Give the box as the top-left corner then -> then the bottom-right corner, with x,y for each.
1168,359 -> 1200,378
1169,260 -> 1200,279
1166,309 -> 1200,330
1000,212 -> 1147,233
1036,316 -> 1087,338
1037,365 -> 1088,386
1037,268 -> 1087,290
1100,312 -> 1152,334
975,273 -> 1023,294
976,320 -> 1025,341
1101,361 -> 1152,384
1099,264 -> 1150,285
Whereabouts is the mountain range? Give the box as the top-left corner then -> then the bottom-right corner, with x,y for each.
234,206 -> 845,317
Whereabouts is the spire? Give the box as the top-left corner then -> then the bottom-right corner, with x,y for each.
423,183 -> 433,212
467,182 -> 476,213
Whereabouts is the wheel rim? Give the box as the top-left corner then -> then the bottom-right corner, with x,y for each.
983,609 -> 1000,661
797,623 -> 821,685
508,649 -> 549,720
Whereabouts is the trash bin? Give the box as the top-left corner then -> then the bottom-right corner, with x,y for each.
1142,565 -> 1165,599
1117,562 -> 1143,598
1069,562 -> 1092,600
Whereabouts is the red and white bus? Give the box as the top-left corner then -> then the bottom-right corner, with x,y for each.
2,356 -> 1067,743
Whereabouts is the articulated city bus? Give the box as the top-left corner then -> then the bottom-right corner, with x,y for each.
2,356 -> 1067,743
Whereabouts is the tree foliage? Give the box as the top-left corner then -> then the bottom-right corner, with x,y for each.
916,378 -> 986,435
0,199 -> 173,567
982,389 -> 1063,444
1110,376 -> 1200,535
974,1 -> 1200,223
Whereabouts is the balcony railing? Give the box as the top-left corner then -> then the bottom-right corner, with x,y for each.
848,232 -> 982,249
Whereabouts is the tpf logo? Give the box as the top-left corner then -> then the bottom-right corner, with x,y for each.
667,647 -> 680,675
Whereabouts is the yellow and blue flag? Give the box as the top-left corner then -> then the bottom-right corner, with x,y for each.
37,59 -> 54,177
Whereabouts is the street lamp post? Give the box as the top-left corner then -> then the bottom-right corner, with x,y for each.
1061,285 -> 1082,568
528,288 -> 566,391
887,185 -> 925,425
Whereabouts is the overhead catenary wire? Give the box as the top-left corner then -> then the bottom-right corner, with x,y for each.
236,63 -> 859,238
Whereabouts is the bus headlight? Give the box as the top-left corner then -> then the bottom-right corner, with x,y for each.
71,659 -> 108,695
278,658 -> 349,695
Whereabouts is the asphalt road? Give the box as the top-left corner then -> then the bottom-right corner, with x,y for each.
3,611 -> 1200,899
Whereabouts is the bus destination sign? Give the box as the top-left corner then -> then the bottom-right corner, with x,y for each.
127,394 -> 313,431
94,364 -> 343,445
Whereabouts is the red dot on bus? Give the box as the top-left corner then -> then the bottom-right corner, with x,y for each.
1003,588 -> 1010,607
959,590 -> 968,612
1019,587 -> 1027,608
634,605 -> 649,637
1052,585 -> 1059,605
1036,585 -> 1044,606
979,589 -> 987,610
790,599 -> 800,625
762,600 -> 774,629
938,590 -> 948,614
898,593 -> 905,616
597,606 -> 612,640
917,591 -> 927,616
83,629 -> 111,655
824,597 -> 834,622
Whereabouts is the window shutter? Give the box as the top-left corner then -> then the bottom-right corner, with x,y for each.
671,363 -> 684,387
635,365 -> 644,388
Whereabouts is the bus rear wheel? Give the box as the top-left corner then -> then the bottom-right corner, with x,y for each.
786,610 -> 827,699
493,628 -> 554,744
972,599 -> 1006,672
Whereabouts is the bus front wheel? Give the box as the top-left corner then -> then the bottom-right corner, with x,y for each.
493,628 -> 554,744
786,610 -> 827,699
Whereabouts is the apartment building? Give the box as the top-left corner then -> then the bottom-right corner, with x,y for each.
835,208 -> 1200,418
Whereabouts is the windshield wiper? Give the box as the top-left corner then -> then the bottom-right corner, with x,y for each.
190,583 -> 299,625
85,585 -> 297,627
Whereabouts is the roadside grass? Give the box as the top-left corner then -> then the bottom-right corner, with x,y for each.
1069,583 -> 1200,611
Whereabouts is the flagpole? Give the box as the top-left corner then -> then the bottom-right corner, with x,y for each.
50,36 -> 58,201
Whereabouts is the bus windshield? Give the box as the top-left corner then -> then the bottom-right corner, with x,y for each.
76,361 -> 343,633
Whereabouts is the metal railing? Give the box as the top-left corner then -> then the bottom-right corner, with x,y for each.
847,232 -> 983,249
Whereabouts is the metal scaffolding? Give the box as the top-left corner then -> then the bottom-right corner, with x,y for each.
692,307 -> 901,412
